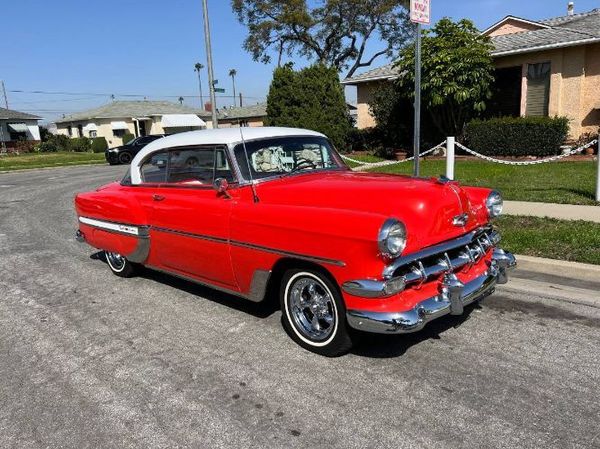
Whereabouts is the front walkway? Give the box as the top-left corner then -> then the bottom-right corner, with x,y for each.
504,201 -> 600,223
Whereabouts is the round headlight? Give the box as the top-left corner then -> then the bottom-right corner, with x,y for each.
486,191 -> 503,218
378,219 -> 407,257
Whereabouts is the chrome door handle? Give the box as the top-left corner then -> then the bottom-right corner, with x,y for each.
152,194 -> 165,201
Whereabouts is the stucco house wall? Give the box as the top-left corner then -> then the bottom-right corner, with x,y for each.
495,43 -> 600,138
487,19 -> 545,37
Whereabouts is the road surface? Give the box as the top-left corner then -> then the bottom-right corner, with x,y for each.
1,165 -> 599,449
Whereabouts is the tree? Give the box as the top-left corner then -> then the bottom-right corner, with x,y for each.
232,0 -> 412,77
194,63 -> 205,108
229,69 -> 238,107
266,64 -> 352,149
395,18 -> 494,136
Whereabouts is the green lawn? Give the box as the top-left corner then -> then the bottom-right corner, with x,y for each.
0,152 -> 106,171
496,216 -> 600,265
347,156 -> 599,205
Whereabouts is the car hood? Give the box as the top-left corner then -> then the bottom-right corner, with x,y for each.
255,170 -> 488,248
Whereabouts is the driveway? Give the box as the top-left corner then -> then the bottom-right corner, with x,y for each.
0,165 -> 599,449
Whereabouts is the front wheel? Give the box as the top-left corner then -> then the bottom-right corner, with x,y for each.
105,251 -> 138,278
280,269 -> 353,357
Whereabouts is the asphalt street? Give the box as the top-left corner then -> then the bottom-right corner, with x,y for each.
1,165 -> 599,449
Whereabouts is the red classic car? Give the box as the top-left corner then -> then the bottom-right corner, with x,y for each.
75,127 -> 516,356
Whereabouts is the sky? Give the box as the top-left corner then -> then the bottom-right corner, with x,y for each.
2,0 -> 599,123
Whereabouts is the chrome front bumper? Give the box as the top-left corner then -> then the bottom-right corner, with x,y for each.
346,249 -> 516,334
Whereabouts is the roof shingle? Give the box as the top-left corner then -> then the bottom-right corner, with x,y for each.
55,100 -> 210,124
0,107 -> 41,121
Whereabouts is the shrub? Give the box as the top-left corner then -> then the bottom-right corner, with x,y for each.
266,64 -> 352,150
91,137 -> 108,153
464,116 -> 570,157
121,133 -> 135,145
35,141 -> 60,152
345,127 -> 382,153
69,137 -> 92,152
14,140 -> 36,153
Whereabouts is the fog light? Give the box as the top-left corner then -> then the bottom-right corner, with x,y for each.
383,277 -> 406,296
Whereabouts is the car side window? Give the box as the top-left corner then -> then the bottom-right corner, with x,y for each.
166,147 -> 234,186
140,151 -> 169,183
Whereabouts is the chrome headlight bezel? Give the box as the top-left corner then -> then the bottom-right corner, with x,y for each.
486,190 -> 503,218
378,218 -> 407,258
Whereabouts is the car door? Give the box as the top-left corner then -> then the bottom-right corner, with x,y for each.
145,145 -> 238,289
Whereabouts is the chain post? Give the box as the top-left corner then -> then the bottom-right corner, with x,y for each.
596,136 -> 600,203
446,137 -> 455,180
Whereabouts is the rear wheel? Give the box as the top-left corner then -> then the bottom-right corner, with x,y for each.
105,251 -> 138,278
280,269 -> 353,357
118,152 -> 133,164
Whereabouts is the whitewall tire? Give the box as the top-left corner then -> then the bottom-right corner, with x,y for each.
280,269 -> 353,357
105,251 -> 138,278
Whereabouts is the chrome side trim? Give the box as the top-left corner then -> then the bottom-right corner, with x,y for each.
151,226 -> 228,244
78,216 -> 150,238
346,270 -> 498,334
151,226 -> 345,267
230,240 -> 346,267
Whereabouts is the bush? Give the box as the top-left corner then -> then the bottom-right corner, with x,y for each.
35,141 -> 60,152
266,64 -> 352,150
69,137 -> 92,152
121,133 -> 135,145
345,128 -> 382,153
464,116 -> 570,157
14,140 -> 36,153
91,137 -> 108,153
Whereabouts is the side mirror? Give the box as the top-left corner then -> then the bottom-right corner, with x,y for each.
213,177 -> 231,198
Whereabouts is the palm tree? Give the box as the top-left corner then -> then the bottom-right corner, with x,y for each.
194,63 -> 205,108
178,96 -> 184,105
229,69 -> 237,107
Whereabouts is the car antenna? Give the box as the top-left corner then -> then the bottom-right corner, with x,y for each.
239,126 -> 260,203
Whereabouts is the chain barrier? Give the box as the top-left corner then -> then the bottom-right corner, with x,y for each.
340,141 -> 446,170
454,140 -> 598,166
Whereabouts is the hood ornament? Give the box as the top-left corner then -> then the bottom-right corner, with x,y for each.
452,213 -> 469,227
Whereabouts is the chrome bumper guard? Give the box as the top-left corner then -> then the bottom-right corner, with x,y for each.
346,248 -> 516,334
75,230 -> 85,243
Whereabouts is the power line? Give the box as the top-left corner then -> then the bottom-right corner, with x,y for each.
9,89 -> 265,100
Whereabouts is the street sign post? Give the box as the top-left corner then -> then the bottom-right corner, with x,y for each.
410,0 -> 430,177
214,88 -> 225,94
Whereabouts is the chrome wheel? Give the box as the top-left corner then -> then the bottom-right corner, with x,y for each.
287,274 -> 337,343
106,251 -> 126,272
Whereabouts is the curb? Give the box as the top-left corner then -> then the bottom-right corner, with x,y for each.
504,201 -> 600,223
515,254 -> 600,283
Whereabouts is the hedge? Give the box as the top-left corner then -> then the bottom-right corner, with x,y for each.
121,133 -> 135,145
464,116 -> 569,157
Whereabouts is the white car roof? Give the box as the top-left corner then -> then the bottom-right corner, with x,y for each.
129,126 -> 327,185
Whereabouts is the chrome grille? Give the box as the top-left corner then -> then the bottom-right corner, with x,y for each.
383,227 -> 500,286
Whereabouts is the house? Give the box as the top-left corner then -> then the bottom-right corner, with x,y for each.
343,4 -> 600,139
217,102 -> 267,128
0,107 -> 42,149
54,100 -> 211,147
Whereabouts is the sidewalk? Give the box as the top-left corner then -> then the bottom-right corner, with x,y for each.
504,201 -> 600,223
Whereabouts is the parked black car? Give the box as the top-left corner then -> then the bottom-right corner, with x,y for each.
105,135 -> 165,165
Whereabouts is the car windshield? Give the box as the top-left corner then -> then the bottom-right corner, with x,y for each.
233,136 -> 346,181
125,138 -> 137,145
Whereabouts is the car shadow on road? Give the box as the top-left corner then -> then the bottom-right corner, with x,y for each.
350,302 -> 481,359
91,251 -> 279,319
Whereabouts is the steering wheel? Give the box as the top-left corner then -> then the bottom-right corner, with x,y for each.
294,158 -> 317,171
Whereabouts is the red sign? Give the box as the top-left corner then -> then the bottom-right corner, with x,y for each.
410,0 -> 431,25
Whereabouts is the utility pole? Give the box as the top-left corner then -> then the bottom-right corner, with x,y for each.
201,0 -> 218,128
239,93 -> 243,108
1,80 -> 8,109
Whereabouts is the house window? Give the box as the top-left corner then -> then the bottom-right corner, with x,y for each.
67,126 -> 73,137
489,66 -> 522,117
89,130 -> 97,138
113,129 -> 126,137
526,62 -> 551,116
